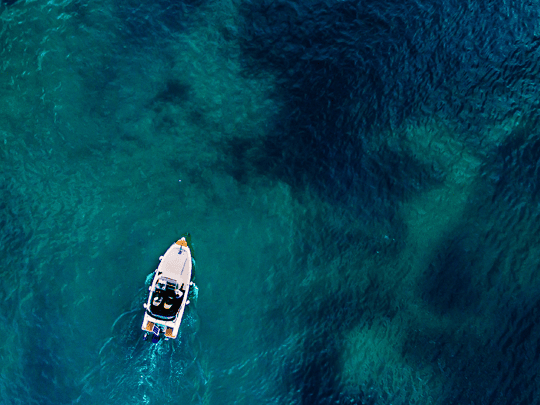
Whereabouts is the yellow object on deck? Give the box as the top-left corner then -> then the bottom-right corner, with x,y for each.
165,328 -> 175,338
144,321 -> 154,332
176,238 -> 188,247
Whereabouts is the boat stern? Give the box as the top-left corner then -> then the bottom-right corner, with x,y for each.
141,314 -> 179,342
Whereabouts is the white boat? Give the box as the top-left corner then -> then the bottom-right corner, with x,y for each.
141,237 -> 193,343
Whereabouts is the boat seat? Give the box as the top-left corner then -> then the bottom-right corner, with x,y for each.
144,321 -> 154,332
165,328 -> 175,338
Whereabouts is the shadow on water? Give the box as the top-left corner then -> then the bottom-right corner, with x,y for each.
421,232 -> 482,316
153,80 -> 194,106
232,0 -> 540,214
226,0 -> 452,222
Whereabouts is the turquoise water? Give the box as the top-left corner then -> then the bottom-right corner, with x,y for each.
2,0 -> 540,404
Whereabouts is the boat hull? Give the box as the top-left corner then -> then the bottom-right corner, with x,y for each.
141,238 -> 192,341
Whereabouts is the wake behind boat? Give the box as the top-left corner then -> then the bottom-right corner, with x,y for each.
142,236 -> 194,343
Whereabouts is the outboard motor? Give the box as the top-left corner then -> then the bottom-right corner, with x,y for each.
151,325 -> 161,343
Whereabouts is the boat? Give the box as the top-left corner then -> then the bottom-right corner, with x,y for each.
141,237 -> 194,343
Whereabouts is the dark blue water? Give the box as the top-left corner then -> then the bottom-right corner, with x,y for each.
2,0 -> 540,404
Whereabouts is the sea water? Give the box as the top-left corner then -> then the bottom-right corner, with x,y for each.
2,0 -> 540,404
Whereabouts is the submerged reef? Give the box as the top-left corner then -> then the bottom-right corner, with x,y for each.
228,0 -> 540,404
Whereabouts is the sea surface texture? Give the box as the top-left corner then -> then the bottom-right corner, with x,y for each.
2,0 -> 540,404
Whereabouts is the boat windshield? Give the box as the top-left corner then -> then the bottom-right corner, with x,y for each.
148,279 -> 184,320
